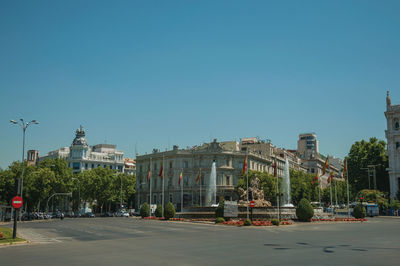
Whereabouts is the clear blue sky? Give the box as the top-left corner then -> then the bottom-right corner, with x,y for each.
1,0 -> 399,169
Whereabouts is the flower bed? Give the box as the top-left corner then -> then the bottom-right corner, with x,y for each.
220,219 -> 293,226
311,218 -> 367,222
169,218 -> 185,221
143,216 -> 164,220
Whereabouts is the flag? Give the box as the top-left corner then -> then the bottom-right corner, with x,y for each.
322,157 -> 329,175
328,172 -> 334,183
195,170 -> 201,184
178,170 -> 183,185
312,171 -> 319,184
343,159 -> 347,179
242,155 -> 247,175
146,163 -> 151,181
273,157 -> 277,177
159,163 -> 164,178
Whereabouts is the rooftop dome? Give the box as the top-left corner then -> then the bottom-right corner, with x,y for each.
72,125 -> 88,146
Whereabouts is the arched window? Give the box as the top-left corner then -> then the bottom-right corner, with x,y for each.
395,121 -> 399,130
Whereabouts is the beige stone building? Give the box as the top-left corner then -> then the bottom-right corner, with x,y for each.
136,138 -> 304,210
385,91 -> 400,198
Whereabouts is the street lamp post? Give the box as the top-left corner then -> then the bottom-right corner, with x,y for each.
10,119 -> 39,205
10,119 -> 38,238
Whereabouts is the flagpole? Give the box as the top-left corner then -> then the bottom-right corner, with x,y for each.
199,169 -> 202,207
318,171 -> 321,207
276,154 -> 280,221
335,178 -> 338,207
330,175 -> 333,209
149,157 -> 152,217
246,152 -> 249,220
181,168 -> 183,212
346,159 -> 350,218
162,155 -> 165,218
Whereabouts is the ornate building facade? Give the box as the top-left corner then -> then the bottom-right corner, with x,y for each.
136,138 -> 304,210
385,91 -> 400,198
40,126 -> 125,174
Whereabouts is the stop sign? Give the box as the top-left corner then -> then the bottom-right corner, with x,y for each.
249,201 -> 255,208
12,196 -> 23,209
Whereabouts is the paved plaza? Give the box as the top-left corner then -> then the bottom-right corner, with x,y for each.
1,217 -> 399,265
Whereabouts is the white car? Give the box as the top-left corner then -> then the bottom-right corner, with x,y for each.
121,212 -> 129,217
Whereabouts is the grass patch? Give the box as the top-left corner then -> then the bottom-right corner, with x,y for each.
0,227 -> 25,244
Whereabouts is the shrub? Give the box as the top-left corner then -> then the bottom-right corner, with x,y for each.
296,198 -> 314,222
164,202 -> 176,220
271,218 -> 280,226
243,219 -> 252,226
155,205 -> 163,218
215,217 -> 225,224
215,199 -> 225,218
353,204 -> 366,218
140,203 -> 150,218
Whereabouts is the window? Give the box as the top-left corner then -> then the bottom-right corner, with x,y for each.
153,194 -> 157,204
169,161 -> 173,168
396,142 -> 400,149
72,162 -> 80,170
183,161 -> 188,168
395,121 -> 399,130
110,165 -> 113,169
169,194 -> 173,203
225,175 -> 230,186
140,165 -> 143,172
85,163 -> 88,169
154,163 -> 157,171
91,164 -> 94,169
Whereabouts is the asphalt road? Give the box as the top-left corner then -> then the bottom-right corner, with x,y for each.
1,217 -> 399,265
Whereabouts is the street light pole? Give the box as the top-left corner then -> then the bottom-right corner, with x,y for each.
10,119 -> 38,234
10,119 -> 39,206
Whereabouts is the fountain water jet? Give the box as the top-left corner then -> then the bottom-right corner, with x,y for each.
205,161 -> 217,206
282,157 -> 294,207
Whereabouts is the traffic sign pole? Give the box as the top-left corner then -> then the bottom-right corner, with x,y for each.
11,196 -> 23,239
249,201 -> 255,222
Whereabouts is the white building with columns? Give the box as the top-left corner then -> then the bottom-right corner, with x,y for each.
385,91 -> 400,198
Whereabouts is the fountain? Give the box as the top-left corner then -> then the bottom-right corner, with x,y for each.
282,157 -> 294,207
205,161 -> 217,206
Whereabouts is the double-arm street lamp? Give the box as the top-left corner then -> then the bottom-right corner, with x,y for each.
10,118 -> 38,238
10,119 -> 39,200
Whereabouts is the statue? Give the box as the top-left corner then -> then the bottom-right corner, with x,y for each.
387,91 -> 391,106
237,177 -> 271,207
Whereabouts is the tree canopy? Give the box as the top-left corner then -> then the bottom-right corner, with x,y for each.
347,137 -> 389,194
0,158 -> 136,212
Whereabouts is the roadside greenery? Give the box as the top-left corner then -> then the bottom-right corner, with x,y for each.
0,158 -> 136,213
164,202 -> 175,220
347,138 -> 389,193
353,204 -> 366,219
296,198 -> 314,221
0,227 -> 25,244
155,205 -> 163,218
140,202 -> 150,218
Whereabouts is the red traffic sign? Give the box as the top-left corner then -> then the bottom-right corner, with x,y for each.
249,201 -> 255,208
12,196 -> 23,209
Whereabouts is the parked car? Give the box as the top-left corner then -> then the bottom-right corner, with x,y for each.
101,212 -> 114,217
85,212 -> 95,218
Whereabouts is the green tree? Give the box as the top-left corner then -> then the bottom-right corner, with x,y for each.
155,205 -> 163,217
296,198 -> 314,221
164,202 -> 175,220
347,138 -> 389,193
140,202 -> 150,218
